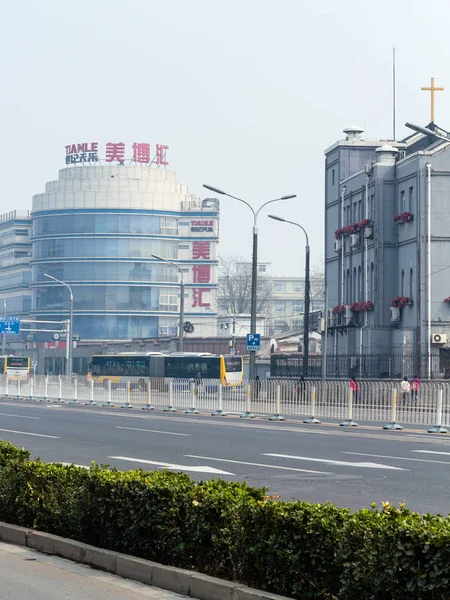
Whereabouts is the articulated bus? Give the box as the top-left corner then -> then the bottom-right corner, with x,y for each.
1,356 -> 30,380
90,352 -> 243,386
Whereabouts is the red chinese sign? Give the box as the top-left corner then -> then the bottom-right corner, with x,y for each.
192,288 -> 211,308
192,241 -> 211,260
65,142 -> 169,165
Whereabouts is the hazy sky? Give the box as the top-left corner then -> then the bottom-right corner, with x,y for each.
1,0 -> 449,276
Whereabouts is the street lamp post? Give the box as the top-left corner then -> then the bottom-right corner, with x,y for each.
268,215 -> 311,377
0,293 -> 6,355
204,184 -> 296,380
43,274 -> 73,377
151,254 -> 184,352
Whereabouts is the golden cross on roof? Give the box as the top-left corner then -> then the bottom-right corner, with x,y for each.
421,77 -> 444,123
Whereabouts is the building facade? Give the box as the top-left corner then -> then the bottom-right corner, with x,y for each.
30,162 -> 219,341
0,211 -> 32,320
325,124 -> 450,378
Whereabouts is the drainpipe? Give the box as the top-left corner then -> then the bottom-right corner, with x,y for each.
360,176 -> 370,376
341,186 -> 346,305
427,162 -> 432,379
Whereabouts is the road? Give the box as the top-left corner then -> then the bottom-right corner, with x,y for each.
0,398 -> 449,513
0,541 -> 185,599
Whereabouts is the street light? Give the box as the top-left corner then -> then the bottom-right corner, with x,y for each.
43,274 -> 73,377
268,215 -> 311,377
0,293 -> 6,354
151,254 -> 185,352
204,184 -> 296,380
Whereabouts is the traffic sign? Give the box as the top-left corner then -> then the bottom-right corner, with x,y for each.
53,332 -> 80,341
31,360 -> 38,368
246,333 -> 260,352
0,318 -> 20,334
229,347 -> 235,355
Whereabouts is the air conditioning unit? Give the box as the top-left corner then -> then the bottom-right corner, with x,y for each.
364,226 -> 374,240
432,333 -> 447,344
345,305 -> 353,324
334,239 -> 342,252
390,307 -> 401,323
350,233 -> 360,247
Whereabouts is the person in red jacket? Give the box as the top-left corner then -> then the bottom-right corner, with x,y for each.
350,377 -> 359,401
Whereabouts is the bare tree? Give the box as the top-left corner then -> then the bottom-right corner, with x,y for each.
217,255 -> 272,315
310,262 -> 325,302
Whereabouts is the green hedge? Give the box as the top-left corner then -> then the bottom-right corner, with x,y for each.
0,440 -> 449,599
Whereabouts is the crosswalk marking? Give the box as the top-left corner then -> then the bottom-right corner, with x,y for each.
264,453 -> 407,471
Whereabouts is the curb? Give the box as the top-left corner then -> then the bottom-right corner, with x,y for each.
0,521 -> 291,600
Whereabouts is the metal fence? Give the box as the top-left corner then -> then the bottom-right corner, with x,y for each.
1,375 -> 450,431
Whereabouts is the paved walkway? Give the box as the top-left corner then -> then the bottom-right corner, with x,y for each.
0,541 -> 187,600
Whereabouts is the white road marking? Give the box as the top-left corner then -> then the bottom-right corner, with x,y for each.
264,453 -> 407,471
0,412 -> 39,420
185,454 -> 332,475
0,428 -> 59,439
109,456 -> 234,475
58,462 -> 90,469
343,451 -> 450,465
412,450 -> 450,456
115,426 -> 190,437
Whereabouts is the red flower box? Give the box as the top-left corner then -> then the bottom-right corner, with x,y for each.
350,301 -> 374,313
332,304 -> 346,314
335,219 -> 373,239
392,296 -> 409,308
393,212 -> 413,224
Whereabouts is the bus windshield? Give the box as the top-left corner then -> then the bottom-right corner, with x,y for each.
224,356 -> 242,373
6,357 -> 29,369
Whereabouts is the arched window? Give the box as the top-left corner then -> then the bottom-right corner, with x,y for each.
370,263 -> 375,302
346,268 -> 350,304
409,268 -> 413,300
401,269 -> 405,297
358,266 -> 362,300
353,267 -> 357,302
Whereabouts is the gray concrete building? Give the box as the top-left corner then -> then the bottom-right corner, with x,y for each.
325,123 -> 450,378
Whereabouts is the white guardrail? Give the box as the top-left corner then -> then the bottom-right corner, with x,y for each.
0,376 -> 449,432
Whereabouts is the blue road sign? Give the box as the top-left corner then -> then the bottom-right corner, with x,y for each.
246,333 -> 260,351
0,318 -> 20,334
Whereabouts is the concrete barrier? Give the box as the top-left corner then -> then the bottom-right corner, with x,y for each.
0,521 -> 293,599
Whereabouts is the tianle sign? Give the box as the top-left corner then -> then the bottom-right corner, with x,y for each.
65,142 -> 169,165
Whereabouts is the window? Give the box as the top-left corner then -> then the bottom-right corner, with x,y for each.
358,266 -> 362,300
292,282 -> 302,293
370,194 -> 375,219
258,264 -> 267,273
353,202 -> 357,222
370,263 -> 375,302
292,301 -> 304,313
400,190 -> 406,212
408,187 -> 414,212
15,229 -> 29,236
274,282 -> 286,293
353,267 -> 357,302
358,200 -> 362,221
409,268 -> 413,300
275,302 -> 286,313
346,268 -> 350,305
401,270 -> 405,297
332,169 -> 335,185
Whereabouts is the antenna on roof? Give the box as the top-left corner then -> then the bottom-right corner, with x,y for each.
392,46 -> 396,141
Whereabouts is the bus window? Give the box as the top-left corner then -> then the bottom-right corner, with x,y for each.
224,357 -> 242,373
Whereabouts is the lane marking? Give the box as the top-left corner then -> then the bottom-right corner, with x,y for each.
0,428 -> 59,439
109,456 -> 234,475
0,412 -> 39,420
185,454 -> 332,475
343,451 -> 450,465
264,453 -> 407,471
115,426 -> 190,437
58,462 -> 90,469
412,450 -> 450,456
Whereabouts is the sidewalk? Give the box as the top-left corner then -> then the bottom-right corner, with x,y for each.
0,541 -> 186,600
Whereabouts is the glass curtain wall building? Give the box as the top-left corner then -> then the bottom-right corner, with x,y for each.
30,164 -> 219,341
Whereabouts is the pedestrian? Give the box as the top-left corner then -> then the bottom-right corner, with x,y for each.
411,375 -> 420,402
350,377 -> 358,402
400,376 -> 411,403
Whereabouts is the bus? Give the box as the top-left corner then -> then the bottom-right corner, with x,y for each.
1,356 -> 30,380
90,352 -> 243,386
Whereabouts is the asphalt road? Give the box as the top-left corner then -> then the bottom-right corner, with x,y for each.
0,398 -> 449,513
0,541 -> 186,600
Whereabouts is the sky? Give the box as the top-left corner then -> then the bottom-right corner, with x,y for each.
1,0 -> 450,276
